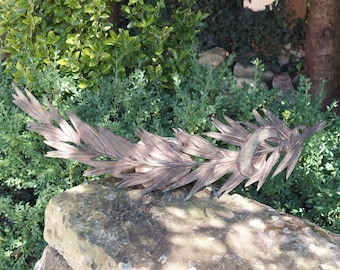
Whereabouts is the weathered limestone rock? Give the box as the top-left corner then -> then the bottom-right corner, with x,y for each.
198,47 -> 229,68
279,43 -> 305,66
38,179 -> 340,270
272,72 -> 295,92
233,62 -> 274,84
272,72 -> 295,101
235,77 -> 269,90
34,246 -> 72,270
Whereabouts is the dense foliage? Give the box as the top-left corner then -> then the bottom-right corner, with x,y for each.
197,0 -> 306,72
0,0 -> 339,269
0,0 -> 207,89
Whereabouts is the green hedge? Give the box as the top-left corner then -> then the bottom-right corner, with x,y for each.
0,0 -> 207,89
196,0 -> 306,72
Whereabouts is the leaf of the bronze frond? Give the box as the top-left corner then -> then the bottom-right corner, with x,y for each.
185,161 -> 238,200
26,122 -> 74,142
271,121 -> 326,179
174,129 -> 226,159
263,109 -> 291,137
13,85 -> 81,144
299,121 -> 326,141
245,150 -> 280,190
216,171 -> 246,195
44,140 -> 99,160
97,126 -> 137,160
272,141 -> 303,179
252,109 -> 270,127
136,128 -> 189,163
13,84 -> 53,124
204,118 -> 249,146
83,160 -> 141,178
118,166 -> 191,192
140,168 -> 192,194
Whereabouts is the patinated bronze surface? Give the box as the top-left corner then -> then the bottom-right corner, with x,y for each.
13,84 -> 325,200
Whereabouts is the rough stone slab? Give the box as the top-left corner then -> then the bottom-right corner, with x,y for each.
272,72 -> 295,91
198,47 -> 229,68
34,245 -> 73,270
43,179 -> 340,270
235,77 -> 269,90
233,62 -> 274,83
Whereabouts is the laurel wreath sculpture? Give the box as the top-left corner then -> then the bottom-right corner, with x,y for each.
13,84 -> 326,200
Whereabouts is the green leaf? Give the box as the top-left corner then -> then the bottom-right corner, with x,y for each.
71,51 -> 80,62
65,0 -> 81,9
155,44 -> 163,55
82,48 -> 95,58
84,5 -> 96,14
57,59 -> 70,66
22,15 -> 42,29
100,63 -> 112,74
104,30 -> 118,45
99,52 -> 111,61
128,0 -> 144,5
66,34 -> 80,45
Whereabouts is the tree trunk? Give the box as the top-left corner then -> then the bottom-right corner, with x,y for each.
304,0 -> 340,111
109,2 -> 121,29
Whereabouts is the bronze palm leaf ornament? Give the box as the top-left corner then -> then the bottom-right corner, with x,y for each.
12,84 -> 326,200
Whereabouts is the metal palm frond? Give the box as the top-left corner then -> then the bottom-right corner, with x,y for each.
12,84 -> 326,200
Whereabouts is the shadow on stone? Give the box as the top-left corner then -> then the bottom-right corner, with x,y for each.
35,178 -> 340,270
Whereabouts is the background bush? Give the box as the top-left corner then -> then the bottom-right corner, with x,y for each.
0,0 -> 339,269
196,0 -> 306,72
0,0 -> 207,89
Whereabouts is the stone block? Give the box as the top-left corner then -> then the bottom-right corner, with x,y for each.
38,179 -> 340,270
235,77 -> 269,90
34,245 -> 73,270
198,47 -> 229,68
233,62 -> 274,84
